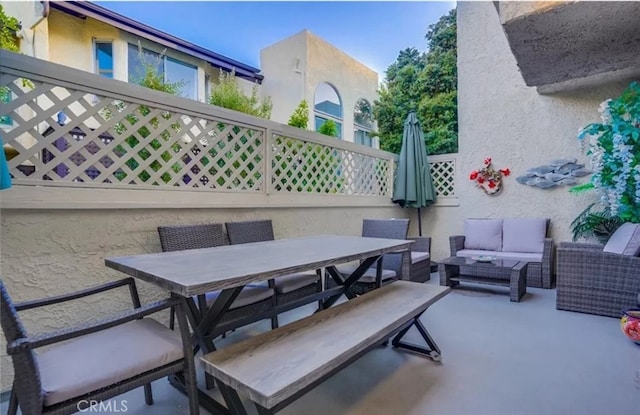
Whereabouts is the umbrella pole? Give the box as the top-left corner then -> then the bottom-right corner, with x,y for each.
417,207 -> 422,236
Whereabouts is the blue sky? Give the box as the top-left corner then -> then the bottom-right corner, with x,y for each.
94,1 -> 455,79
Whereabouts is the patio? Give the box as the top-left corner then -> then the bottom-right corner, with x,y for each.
3,275 -> 635,415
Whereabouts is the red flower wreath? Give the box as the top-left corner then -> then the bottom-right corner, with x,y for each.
469,157 -> 510,195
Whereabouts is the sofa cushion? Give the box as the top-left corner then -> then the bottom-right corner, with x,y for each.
502,218 -> 548,253
274,272 -> 319,294
603,223 -> 640,256
335,264 -> 396,283
495,251 -> 543,262
464,219 -> 503,251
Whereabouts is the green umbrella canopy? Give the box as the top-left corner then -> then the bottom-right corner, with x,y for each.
392,112 -> 437,233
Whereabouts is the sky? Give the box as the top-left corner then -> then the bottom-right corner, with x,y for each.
94,1 -> 456,79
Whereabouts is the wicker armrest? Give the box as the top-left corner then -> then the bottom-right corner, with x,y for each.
558,241 -> 604,251
409,237 -> 431,254
449,235 -> 465,255
7,297 -> 181,354
15,278 -> 140,311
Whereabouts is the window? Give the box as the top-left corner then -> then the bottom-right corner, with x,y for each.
94,41 -> 113,78
314,82 -> 342,138
354,99 -> 374,147
127,44 -> 197,100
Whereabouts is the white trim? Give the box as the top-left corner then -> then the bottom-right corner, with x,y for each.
0,186 -> 396,210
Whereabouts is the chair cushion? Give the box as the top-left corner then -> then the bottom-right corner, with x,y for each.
502,218 -> 547,253
38,318 -> 183,406
336,264 -> 396,283
411,251 -> 430,264
464,219 -> 503,251
205,285 -> 274,309
274,272 -> 319,294
603,223 -> 640,256
495,251 -> 543,262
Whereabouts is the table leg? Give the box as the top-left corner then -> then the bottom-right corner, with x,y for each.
510,262 -> 528,302
438,263 -> 459,287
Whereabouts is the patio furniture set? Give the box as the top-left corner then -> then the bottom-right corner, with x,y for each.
1,218 -> 445,415
2,217 -> 637,415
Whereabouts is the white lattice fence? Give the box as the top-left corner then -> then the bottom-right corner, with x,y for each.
429,154 -> 457,198
271,134 -> 391,196
0,51 -> 395,199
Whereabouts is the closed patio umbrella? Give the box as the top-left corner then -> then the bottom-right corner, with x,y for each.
392,111 -> 436,236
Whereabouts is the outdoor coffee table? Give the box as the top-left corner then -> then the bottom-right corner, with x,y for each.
439,256 -> 527,302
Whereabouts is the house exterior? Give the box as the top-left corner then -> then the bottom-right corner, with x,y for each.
420,1 -> 640,254
1,1 -> 379,147
260,30 -> 378,146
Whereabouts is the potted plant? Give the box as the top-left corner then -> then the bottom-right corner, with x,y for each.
570,81 -> 640,242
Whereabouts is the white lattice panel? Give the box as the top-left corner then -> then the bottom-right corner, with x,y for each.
430,159 -> 456,197
1,74 -> 264,191
272,135 -> 392,196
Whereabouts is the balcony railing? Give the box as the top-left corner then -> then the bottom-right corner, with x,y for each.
0,50 -> 457,208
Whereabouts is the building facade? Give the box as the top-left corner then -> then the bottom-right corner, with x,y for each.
2,1 -> 379,147
260,30 -> 379,146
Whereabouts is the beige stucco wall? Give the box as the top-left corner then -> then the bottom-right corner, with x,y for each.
0,205 -> 409,391
419,1 -> 629,262
261,30 -> 379,144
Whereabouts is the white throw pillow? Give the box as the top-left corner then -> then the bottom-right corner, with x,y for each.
603,223 -> 640,256
464,219 -> 503,251
502,218 -> 548,253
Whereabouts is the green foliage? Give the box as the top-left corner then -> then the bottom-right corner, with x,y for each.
576,81 -> 640,223
107,50 -> 184,184
374,8 -> 457,155
570,203 -> 625,243
0,5 -> 20,52
209,70 -> 272,119
318,119 -> 338,137
288,99 -> 310,129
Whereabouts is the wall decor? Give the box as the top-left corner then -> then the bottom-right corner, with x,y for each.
469,157 -> 510,195
516,158 -> 590,189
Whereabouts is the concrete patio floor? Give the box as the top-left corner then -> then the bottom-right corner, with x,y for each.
3,274 -> 639,414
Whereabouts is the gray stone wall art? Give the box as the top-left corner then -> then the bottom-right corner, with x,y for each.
516,158 -> 591,189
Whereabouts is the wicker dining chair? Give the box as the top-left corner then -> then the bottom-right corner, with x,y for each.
0,278 -> 199,415
224,220 -> 322,323
157,223 -> 276,332
334,218 -> 410,295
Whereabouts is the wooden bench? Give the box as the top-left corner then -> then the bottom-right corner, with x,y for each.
201,281 -> 450,414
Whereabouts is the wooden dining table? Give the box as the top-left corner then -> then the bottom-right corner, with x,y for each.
105,234 -> 414,414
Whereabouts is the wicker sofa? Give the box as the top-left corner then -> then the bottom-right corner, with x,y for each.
449,218 -> 553,288
556,223 -> 640,318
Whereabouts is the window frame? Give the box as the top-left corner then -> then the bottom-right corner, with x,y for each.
93,39 -> 114,79
313,82 -> 343,139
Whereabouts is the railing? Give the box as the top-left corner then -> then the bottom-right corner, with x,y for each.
0,51 -> 395,201
429,153 -> 458,206
0,50 -> 457,208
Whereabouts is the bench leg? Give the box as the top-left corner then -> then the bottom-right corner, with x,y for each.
392,313 -> 442,362
256,404 -> 276,415
217,380 -> 248,415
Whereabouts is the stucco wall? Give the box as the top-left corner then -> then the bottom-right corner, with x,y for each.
0,205 -> 408,391
421,2 -> 630,262
261,30 -> 379,143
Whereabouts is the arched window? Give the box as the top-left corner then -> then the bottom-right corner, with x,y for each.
314,82 -> 342,138
354,99 -> 374,147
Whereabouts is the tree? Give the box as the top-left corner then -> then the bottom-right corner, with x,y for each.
288,99 -> 309,129
318,119 -> 338,137
209,70 -> 272,119
374,8 -> 458,155
0,5 -> 20,52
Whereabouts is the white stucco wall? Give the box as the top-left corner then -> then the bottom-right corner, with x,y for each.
261,30 -> 379,143
421,2 -> 630,262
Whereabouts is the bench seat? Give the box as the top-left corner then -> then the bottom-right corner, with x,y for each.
201,281 -> 449,412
